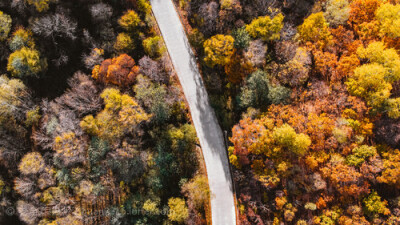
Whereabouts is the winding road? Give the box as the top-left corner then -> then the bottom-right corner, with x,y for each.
150,0 -> 236,224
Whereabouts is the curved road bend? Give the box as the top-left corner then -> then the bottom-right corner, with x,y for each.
150,0 -> 236,224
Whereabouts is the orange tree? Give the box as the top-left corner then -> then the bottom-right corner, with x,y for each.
92,54 -> 140,87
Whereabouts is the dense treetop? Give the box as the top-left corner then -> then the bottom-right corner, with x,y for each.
0,1 -> 209,224
178,0 -> 400,224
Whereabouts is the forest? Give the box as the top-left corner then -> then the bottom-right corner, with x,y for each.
176,0 -> 400,224
2,0 -> 400,224
0,0 -> 210,224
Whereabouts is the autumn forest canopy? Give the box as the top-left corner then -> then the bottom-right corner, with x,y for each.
1,0 -> 400,224
178,0 -> 400,224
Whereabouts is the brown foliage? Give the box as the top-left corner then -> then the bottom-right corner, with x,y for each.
321,160 -> 370,199
374,117 -> 400,148
224,51 -> 255,84
313,50 -> 338,81
348,0 -> 381,25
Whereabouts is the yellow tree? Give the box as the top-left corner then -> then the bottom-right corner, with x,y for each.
377,149 -> 400,188
137,0 -> 152,15
7,47 -> 47,78
0,75 -> 31,124
245,13 -> 284,41
203,34 -> 235,67
118,10 -> 141,32
181,175 -> 210,210
376,3 -> 400,39
9,27 -> 35,51
363,191 -> 390,217
346,42 -> 400,118
81,88 -> 150,141
0,11 -> 11,41
114,33 -> 134,53
54,132 -> 87,167
26,0 -> 55,12
168,197 -> 189,223
18,152 -> 45,175
298,12 -> 332,49
272,124 -> 311,156
142,36 -> 166,58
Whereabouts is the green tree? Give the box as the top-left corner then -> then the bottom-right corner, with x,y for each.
142,36 -> 166,58
272,124 -> 311,156
245,14 -> 284,41
88,137 -> 109,166
203,34 -> 235,67
346,145 -> 377,166
134,75 -> 171,124
239,70 -> 270,109
0,11 -> 12,41
188,28 -> 205,49
7,47 -> 47,78
267,83 -> 291,105
166,124 -> 198,178
168,197 -> 189,223
232,27 -> 250,49
363,191 -> 390,217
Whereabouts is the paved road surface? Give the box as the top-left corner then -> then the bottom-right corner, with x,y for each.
150,0 -> 236,224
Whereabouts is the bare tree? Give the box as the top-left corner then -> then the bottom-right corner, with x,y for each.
31,13 -> 77,41
198,2 -> 219,36
245,39 -> 267,68
17,201 -> 42,225
55,72 -> 102,117
33,72 -> 98,152
37,168 -> 56,190
11,0 -> 27,14
90,3 -> 113,22
83,48 -> 104,70
139,56 -> 168,84
14,178 -> 37,199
